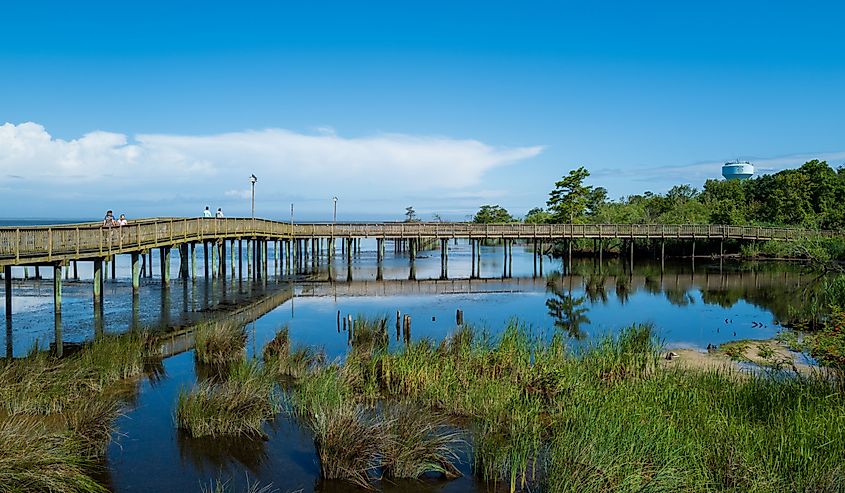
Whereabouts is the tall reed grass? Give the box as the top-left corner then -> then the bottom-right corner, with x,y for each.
288,317 -> 845,492
193,321 -> 247,367
176,359 -> 278,438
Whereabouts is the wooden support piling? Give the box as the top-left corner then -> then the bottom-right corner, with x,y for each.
131,252 -> 140,292
161,247 -> 171,285
93,259 -> 103,303
53,265 -> 62,315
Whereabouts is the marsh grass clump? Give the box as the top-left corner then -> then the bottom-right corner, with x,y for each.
582,323 -> 661,383
310,400 -> 387,488
0,416 -> 108,493
199,475 -> 276,493
176,359 -> 278,438
349,316 -> 389,359
382,405 -> 463,480
263,326 -> 324,380
194,321 -> 247,366
61,396 -> 123,457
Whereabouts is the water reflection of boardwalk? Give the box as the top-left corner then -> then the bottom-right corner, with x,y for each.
158,286 -> 293,358
297,270 -> 808,297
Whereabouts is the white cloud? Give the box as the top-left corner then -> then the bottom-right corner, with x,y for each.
0,122 -> 543,217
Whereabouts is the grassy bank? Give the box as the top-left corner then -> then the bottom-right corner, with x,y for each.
282,319 -> 845,492
0,331 -> 159,493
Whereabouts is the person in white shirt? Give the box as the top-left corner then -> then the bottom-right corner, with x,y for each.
203,206 -> 212,218
216,208 -> 224,218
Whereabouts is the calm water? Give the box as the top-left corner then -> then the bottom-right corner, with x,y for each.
0,239 -> 818,492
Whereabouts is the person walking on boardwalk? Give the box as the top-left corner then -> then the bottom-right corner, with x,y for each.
102,210 -> 116,227
203,206 -> 212,218
216,208 -> 224,218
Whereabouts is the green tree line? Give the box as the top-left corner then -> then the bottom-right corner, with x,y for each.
474,160 -> 845,230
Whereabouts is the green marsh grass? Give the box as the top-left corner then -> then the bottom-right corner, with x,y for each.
194,320 -> 247,366
0,416 -> 108,493
176,359 -> 278,438
0,331 -> 158,492
288,317 -> 845,492
263,326 -> 324,380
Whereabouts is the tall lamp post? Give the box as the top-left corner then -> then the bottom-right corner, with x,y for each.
250,174 -> 258,219
332,196 -> 338,224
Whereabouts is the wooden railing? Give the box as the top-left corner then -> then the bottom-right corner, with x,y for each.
0,218 -> 838,266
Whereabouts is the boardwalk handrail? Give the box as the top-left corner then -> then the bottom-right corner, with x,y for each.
0,218 -> 839,266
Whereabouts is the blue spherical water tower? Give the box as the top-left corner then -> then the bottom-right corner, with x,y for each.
722,160 -> 754,180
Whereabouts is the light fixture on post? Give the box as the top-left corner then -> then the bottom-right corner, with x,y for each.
249,174 -> 258,219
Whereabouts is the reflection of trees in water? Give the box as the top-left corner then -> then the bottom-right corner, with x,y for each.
545,274 -> 590,339
664,287 -> 695,307
699,280 -> 823,327
615,276 -> 631,304
643,276 -> 661,294
177,430 -> 269,475
584,274 -> 608,304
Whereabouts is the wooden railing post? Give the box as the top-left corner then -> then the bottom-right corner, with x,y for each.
48,228 -> 52,261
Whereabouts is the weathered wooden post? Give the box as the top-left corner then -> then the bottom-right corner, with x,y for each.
508,240 -> 513,278
111,256 -> 116,280
337,310 -> 341,332
212,242 -> 219,278
599,239 -> 603,266
539,242 -> 544,277
203,242 -> 210,278
131,252 -> 140,292
440,239 -> 448,279
456,309 -> 463,326
230,240 -> 236,278
35,266 -> 41,280
93,259 -> 103,304
376,238 -> 384,281
4,266 -> 12,323
220,240 -> 227,277
246,239 -> 252,277
403,314 -> 411,344
73,260 -> 79,280
472,240 -> 478,278
161,247 -> 171,286
477,239 -> 482,277
264,240 -> 269,279
49,265 -> 61,316
661,240 -> 665,273
396,310 -> 401,341
532,239 -> 537,278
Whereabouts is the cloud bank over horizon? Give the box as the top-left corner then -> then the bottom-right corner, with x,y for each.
0,122 -> 543,220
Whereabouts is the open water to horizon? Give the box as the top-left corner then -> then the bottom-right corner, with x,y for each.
0,237 -> 821,492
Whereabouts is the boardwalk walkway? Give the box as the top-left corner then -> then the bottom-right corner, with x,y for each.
0,217 -> 830,267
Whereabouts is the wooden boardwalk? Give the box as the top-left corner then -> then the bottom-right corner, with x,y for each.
0,217 -> 832,267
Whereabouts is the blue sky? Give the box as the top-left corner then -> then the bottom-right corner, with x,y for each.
1,1 -> 844,220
